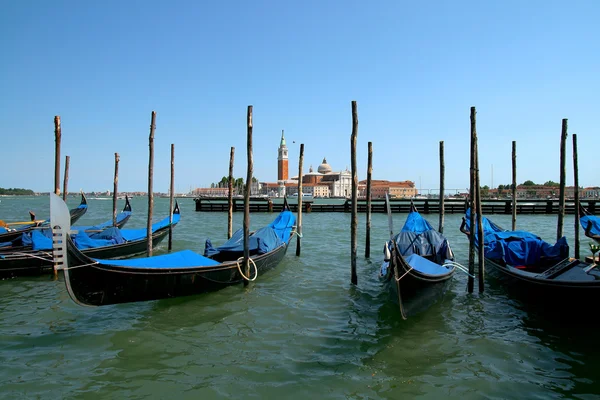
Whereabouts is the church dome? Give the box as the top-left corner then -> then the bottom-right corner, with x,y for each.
317,158 -> 332,174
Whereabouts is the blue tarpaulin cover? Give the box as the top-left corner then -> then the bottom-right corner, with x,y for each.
464,208 -> 569,266
204,210 -> 296,257
405,253 -> 452,275
19,212 -> 177,251
95,249 -> 220,268
393,209 -> 453,264
23,230 -> 53,251
92,210 -> 295,270
581,214 -> 600,237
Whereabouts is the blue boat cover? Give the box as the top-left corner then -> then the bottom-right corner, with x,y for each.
393,209 -> 453,264
95,249 -> 220,268
18,212 -> 177,251
74,210 -> 132,232
405,253 -> 452,276
204,210 -> 296,257
72,228 -> 126,249
401,210 -> 434,234
464,208 -> 569,266
22,230 -> 53,251
581,214 -> 600,237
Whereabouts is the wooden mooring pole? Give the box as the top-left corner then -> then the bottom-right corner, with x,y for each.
243,106 -> 253,286
296,143 -> 304,256
62,155 -> 70,201
350,100 -> 358,285
147,111 -> 156,257
468,106 -> 476,293
512,141 -> 517,231
573,134 -> 580,259
438,141 -> 445,234
475,136 -> 485,293
365,141 -> 373,258
112,153 -> 119,226
168,144 -> 175,251
557,118 -> 567,241
228,147 -> 235,239
54,116 -> 61,196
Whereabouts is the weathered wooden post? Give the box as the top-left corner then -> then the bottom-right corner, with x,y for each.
243,105 -> 253,286
350,100 -> 358,285
557,118 -> 567,241
54,116 -> 61,196
112,153 -> 119,226
468,106 -> 476,293
296,143 -> 304,256
168,144 -> 175,251
573,134 -> 580,259
475,136 -> 485,293
365,141 -> 373,258
62,155 -> 70,201
512,141 -> 517,230
228,147 -> 235,239
147,111 -> 156,257
438,141 -> 445,233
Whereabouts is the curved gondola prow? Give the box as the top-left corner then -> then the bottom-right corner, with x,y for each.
50,193 -> 72,271
123,196 -> 132,212
282,196 -> 290,212
459,217 -> 470,236
409,200 -> 418,213
585,220 -> 600,242
69,192 -> 88,225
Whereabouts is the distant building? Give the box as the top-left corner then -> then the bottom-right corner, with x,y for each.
358,179 -> 417,199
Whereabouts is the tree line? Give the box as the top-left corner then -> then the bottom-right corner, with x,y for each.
0,188 -> 35,195
210,176 -> 259,194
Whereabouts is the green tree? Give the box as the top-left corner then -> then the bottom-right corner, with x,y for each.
522,180 -> 536,186
543,180 -> 559,187
0,187 -> 35,195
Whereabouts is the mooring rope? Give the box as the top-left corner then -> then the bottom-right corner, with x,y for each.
443,260 -> 475,278
235,256 -> 258,281
395,266 -> 414,282
9,252 -> 53,262
63,261 -> 100,270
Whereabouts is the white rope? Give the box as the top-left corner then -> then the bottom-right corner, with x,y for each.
235,257 -> 258,281
7,252 -> 53,262
63,261 -> 100,270
395,266 -> 414,282
443,260 -> 475,278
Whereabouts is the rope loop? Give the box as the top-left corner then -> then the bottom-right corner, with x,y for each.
236,256 -> 258,281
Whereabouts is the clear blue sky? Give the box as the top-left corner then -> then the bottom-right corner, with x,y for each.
1,0 -> 598,194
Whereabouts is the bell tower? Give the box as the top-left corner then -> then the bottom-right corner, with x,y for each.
277,130 -> 288,181
277,130 -> 288,197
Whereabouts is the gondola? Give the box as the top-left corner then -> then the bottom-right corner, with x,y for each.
0,198 -> 178,279
381,200 -> 456,319
579,203 -> 600,243
50,193 -> 296,307
459,208 -> 600,300
0,192 -> 88,243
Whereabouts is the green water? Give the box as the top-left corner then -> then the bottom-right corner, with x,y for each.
1,196 -> 599,399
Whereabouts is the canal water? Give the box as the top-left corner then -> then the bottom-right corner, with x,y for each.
1,196 -> 598,399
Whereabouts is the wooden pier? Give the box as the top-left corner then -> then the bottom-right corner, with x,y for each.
194,197 -> 598,215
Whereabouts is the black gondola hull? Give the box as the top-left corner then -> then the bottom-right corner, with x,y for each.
382,254 -> 454,319
63,236 -> 292,306
485,257 -> 600,304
